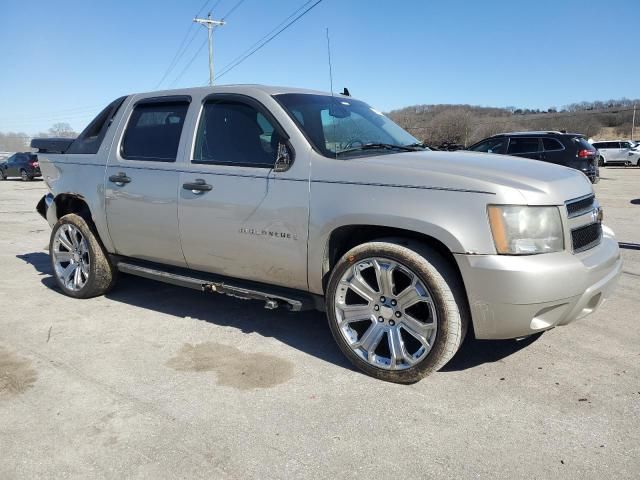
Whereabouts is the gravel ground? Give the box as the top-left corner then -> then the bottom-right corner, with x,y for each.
0,168 -> 638,479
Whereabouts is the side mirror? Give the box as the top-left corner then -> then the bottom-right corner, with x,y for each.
273,142 -> 293,172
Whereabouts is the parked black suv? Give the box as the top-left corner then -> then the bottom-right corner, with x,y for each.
467,131 -> 599,183
0,152 -> 41,181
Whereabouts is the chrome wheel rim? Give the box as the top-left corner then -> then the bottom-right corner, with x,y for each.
334,257 -> 438,370
52,224 -> 90,291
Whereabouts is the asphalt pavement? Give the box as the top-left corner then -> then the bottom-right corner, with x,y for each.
0,168 -> 638,479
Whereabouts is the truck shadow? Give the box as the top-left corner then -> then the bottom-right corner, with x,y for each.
441,333 -> 542,372
17,251 -> 538,375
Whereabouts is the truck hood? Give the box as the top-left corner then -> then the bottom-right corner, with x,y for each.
350,150 -> 593,204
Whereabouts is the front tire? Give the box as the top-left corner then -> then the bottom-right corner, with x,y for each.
326,240 -> 468,383
49,214 -> 117,298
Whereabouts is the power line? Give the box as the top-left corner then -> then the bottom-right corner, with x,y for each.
220,0 -> 247,20
213,0 -> 323,82
0,105 -> 101,122
168,36 -> 209,88
153,0 -> 224,90
211,0 -> 314,85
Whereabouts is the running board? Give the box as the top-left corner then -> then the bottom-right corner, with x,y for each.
115,260 -> 316,312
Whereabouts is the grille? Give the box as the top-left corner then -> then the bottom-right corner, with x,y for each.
566,194 -> 595,218
572,222 -> 602,253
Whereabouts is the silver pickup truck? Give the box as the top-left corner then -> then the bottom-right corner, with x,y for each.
32,85 -> 622,383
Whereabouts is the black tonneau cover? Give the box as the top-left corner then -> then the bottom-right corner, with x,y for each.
30,137 -> 76,154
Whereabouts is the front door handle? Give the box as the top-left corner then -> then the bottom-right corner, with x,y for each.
109,172 -> 131,186
183,178 -> 213,194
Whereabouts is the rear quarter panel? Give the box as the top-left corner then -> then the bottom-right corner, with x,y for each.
37,96 -> 134,253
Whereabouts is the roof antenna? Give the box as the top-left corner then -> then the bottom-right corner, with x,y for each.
342,87 -> 350,97
326,27 -> 334,96
326,27 -> 339,160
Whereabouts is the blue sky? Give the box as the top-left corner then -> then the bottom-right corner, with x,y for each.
1,0 -> 638,134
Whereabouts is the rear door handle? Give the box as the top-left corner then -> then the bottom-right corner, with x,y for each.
183,178 -> 212,194
109,172 -> 131,186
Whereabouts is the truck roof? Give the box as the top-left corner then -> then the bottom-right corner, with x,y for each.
133,84 -> 338,99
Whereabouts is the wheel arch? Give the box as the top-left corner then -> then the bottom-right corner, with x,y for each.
321,224 -> 466,298
53,193 -> 93,225
49,193 -> 116,250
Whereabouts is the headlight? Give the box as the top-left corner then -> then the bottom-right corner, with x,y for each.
487,205 -> 564,255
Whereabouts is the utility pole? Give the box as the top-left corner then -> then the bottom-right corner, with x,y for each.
632,103 -> 637,141
193,12 -> 225,86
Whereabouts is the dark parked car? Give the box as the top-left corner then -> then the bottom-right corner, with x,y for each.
0,152 -> 41,181
467,131 -> 599,183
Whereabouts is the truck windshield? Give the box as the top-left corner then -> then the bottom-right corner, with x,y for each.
275,93 -> 424,159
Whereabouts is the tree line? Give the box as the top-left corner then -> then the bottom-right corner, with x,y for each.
0,123 -> 77,152
387,98 -> 639,148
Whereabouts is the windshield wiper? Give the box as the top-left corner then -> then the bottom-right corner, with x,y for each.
336,143 -> 418,156
404,142 -> 430,150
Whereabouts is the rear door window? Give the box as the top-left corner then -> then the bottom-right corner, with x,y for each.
507,137 -> 541,154
543,138 -> 564,151
121,101 -> 189,162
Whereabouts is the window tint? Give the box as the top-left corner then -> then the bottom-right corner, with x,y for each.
121,101 -> 188,162
621,142 -> 631,148
469,138 -> 506,153
542,138 -> 564,151
68,97 -> 126,155
507,137 -> 540,154
608,142 -> 620,149
193,101 -> 280,167
574,137 -> 594,150
592,142 -> 603,149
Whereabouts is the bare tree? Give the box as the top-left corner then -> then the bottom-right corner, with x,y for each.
48,122 -> 77,138
428,109 -> 473,146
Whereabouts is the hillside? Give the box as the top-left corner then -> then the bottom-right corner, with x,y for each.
387,99 -> 638,147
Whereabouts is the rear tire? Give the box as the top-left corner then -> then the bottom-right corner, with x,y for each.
49,214 -> 117,299
598,156 -> 605,167
20,169 -> 31,181
326,240 -> 468,384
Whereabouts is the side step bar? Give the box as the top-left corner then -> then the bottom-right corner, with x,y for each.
115,260 -> 318,312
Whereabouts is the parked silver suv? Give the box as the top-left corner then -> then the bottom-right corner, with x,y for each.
32,85 -> 622,383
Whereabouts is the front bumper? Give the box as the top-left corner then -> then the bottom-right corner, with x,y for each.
454,225 -> 622,339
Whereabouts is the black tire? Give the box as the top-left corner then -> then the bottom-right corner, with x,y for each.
598,156 -> 604,167
20,169 -> 31,181
0,170 -> 5,180
49,214 -> 117,299
326,240 -> 469,384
